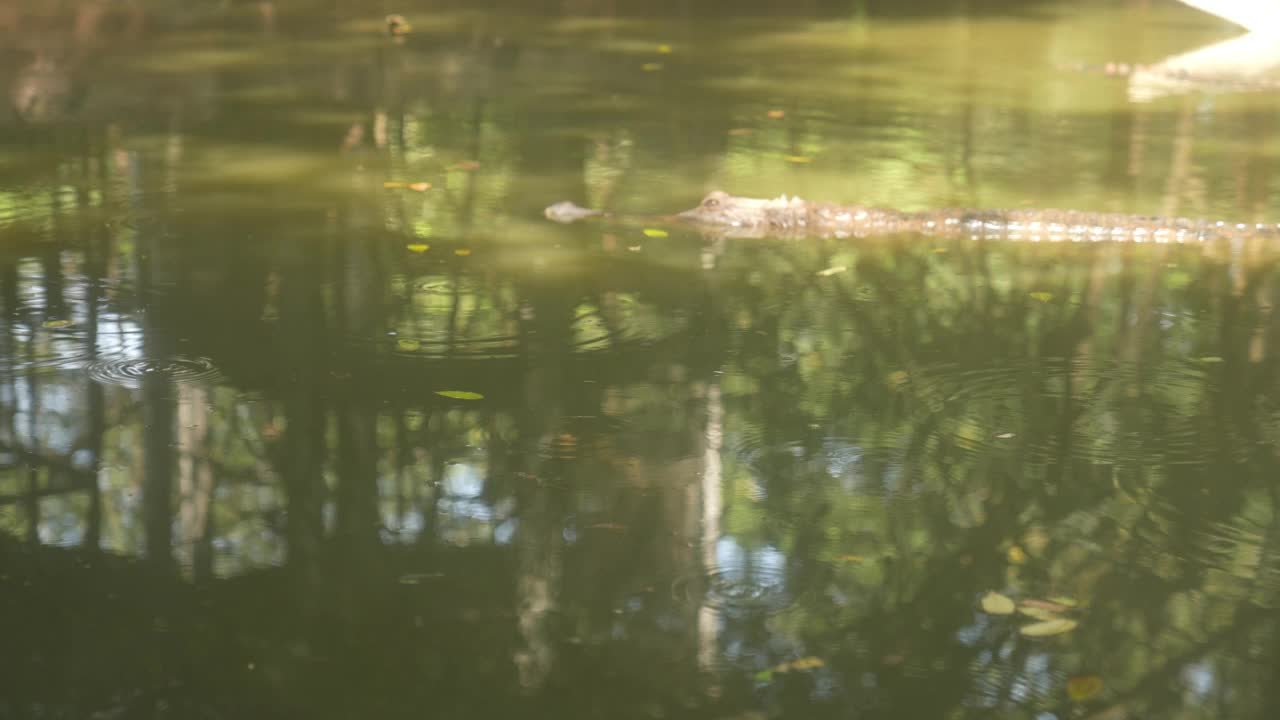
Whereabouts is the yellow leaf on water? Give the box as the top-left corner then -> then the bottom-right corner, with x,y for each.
384,181 -> 407,188
1048,596 -> 1079,608
785,155 -> 813,164
817,266 -> 847,277
767,109 -> 786,119
1007,546 -> 1028,564
397,339 -> 421,351
406,243 -> 430,253
1019,618 -> 1078,637
1029,292 -> 1054,303
789,656 -> 825,671
454,248 -> 472,256
1022,598 -> 1073,613
436,390 -> 484,400
408,182 -> 431,192
1196,356 -> 1224,364
1017,605 -> 1062,621
43,319 -> 72,328
657,44 -> 673,54
641,62 -> 663,72
1067,675 -> 1104,702
980,592 -> 1016,615
642,228 -> 669,238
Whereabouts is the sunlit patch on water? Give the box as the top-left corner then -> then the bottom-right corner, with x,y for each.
85,355 -> 223,387
386,333 -> 523,358
362,276 -> 687,359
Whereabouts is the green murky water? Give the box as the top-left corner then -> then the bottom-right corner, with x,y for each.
3,0 -> 1280,717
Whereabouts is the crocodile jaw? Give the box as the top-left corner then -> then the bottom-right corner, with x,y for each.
677,192 -> 806,229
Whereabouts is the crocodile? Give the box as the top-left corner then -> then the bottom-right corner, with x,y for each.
545,191 -> 1280,243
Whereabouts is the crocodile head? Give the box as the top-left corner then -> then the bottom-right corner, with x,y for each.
677,191 -> 803,229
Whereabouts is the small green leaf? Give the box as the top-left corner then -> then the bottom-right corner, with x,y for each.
436,390 -> 484,400
397,339 -> 421,351
1029,291 -> 1053,303
642,228 -> 669,238
754,670 -> 774,683
1196,356 -> 1224,364
406,243 -> 430,253
43,319 -> 72,328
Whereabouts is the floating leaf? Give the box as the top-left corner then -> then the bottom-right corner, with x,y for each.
1007,546 -> 1028,565
754,670 -> 774,683
886,370 -> 910,389
1017,605 -> 1062,621
816,265 -> 847,277
1067,675 -> 1104,702
789,656 -> 825,671
408,182 -> 431,192
42,319 -> 72,328
1048,596 -> 1080,608
641,62 -> 663,72
1196,356 -> 1224,364
397,339 -> 421,351
454,248 -> 472,256
1029,291 -> 1054,303
406,243 -> 430,253
1019,618 -> 1078,637
642,228 -> 669,238
785,155 -> 813,164
656,44 -> 673,54
436,390 -> 484,400
384,181 -> 431,191
627,245 -> 643,252
768,656 -> 825,675
1021,598 -> 1073,614
980,592 -> 1016,615
767,109 -> 786,119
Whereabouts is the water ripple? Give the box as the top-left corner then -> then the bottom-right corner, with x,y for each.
673,564 -> 793,615
85,355 -> 223,387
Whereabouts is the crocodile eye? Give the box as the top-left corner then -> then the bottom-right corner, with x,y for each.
703,196 -> 720,209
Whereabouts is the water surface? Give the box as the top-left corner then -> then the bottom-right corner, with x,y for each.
3,1 -> 1280,718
